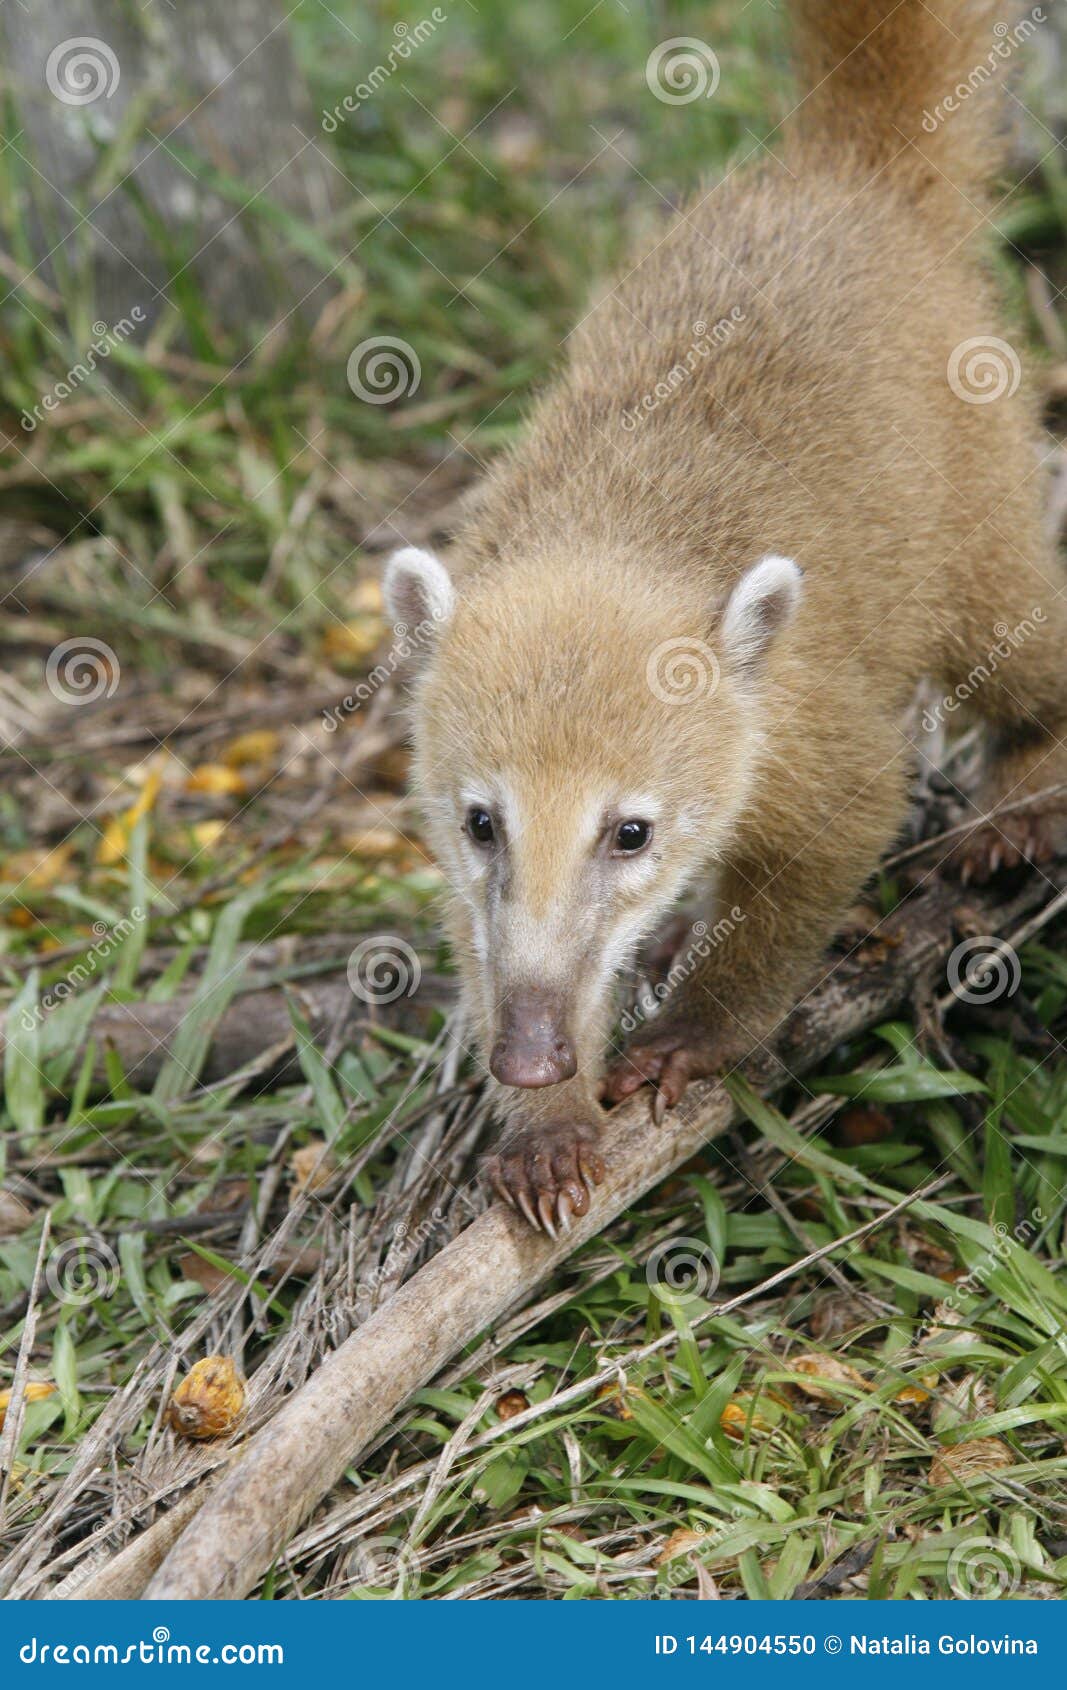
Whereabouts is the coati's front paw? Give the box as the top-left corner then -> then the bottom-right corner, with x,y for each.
946,810 -> 1057,885
485,1121 -> 605,1237
603,1017 -> 739,1121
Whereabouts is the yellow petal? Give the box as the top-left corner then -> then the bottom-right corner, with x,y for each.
185,764 -> 247,797
221,730 -> 280,768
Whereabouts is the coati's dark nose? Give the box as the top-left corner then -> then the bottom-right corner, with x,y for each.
490,991 -> 577,1088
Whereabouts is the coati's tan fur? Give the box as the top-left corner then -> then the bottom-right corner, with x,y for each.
386,0 -> 1067,1232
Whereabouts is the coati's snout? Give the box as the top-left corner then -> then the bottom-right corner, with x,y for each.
489,987 -> 577,1088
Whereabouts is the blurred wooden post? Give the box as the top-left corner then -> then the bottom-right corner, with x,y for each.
0,0 -> 338,337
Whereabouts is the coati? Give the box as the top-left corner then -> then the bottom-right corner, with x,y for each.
385,0 -> 1067,1233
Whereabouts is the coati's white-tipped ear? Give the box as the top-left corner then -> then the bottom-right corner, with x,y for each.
383,546 -> 455,639
720,554 -> 803,672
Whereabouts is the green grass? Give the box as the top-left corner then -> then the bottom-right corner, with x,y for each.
1,0 -> 1067,1600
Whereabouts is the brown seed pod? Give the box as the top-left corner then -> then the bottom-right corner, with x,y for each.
929,1437 -> 1014,1487
168,1355 -> 246,1441
494,1390 -> 530,1421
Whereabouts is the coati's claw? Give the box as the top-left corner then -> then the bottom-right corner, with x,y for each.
486,1122 -> 605,1234
605,1019 -> 732,1111
946,812 -> 1055,886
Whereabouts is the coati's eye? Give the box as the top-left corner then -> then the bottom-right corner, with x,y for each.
614,819 -> 652,855
466,807 -> 495,846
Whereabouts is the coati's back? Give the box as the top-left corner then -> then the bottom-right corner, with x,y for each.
458,0 -> 1041,702
386,0 -> 1067,1234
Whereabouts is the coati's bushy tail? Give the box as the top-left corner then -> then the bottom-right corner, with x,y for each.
789,0 -> 1014,199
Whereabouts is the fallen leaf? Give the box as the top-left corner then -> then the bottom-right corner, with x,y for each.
191,819 -> 227,849
185,764 -> 246,797
221,730 -> 280,768
833,1104 -> 893,1147
322,615 -> 384,664
594,1381 -> 633,1421
349,579 -> 383,616
656,1527 -> 709,1568
719,1395 -> 773,1437
0,1189 -> 34,1236
289,1140 -> 336,1202
96,764 -> 163,865
1,843 -> 75,891
789,1353 -> 870,1401
176,1252 -> 232,1295
0,1381 -> 56,1431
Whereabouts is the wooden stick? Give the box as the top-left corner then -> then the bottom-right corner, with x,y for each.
51,1483 -> 216,1600
140,872 -> 1051,1601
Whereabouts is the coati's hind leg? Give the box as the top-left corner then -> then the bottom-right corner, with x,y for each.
938,584 -> 1067,883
